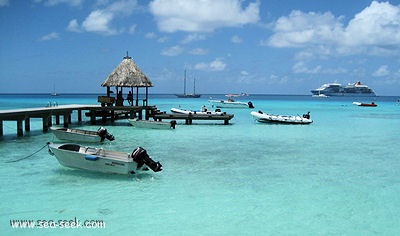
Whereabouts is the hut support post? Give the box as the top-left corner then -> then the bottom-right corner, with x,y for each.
17,119 -> 23,136
55,115 -> 60,125
77,110 -> 82,122
146,87 -> 149,106
24,117 -> 30,131
42,116 -> 50,132
0,120 -> 3,136
63,114 -> 68,128
135,87 -> 139,106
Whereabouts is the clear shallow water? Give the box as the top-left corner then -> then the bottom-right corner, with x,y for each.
0,94 -> 399,235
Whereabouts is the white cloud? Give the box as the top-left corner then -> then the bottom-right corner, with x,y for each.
231,35 -> 242,43
82,10 -> 116,34
343,1 -> 400,47
145,32 -> 157,39
37,0 -> 84,7
194,58 -> 226,71
372,65 -> 389,77
66,19 -> 81,32
38,32 -> 60,41
181,34 -> 206,44
267,1 -> 400,55
268,10 -> 343,48
292,62 -> 321,74
67,0 -> 139,35
149,0 -> 260,33
189,48 -> 208,55
0,0 -> 9,7
128,24 -> 136,34
161,45 -> 184,56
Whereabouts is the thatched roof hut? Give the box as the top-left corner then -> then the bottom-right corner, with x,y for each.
101,52 -> 153,106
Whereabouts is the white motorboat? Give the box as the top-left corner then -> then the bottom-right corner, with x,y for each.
170,107 -> 224,115
352,102 -> 377,107
209,94 -> 254,108
251,111 -> 313,124
50,127 -> 115,142
47,143 -> 162,175
128,119 -> 176,129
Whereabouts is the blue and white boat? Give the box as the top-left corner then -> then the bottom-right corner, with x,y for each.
48,143 -> 162,175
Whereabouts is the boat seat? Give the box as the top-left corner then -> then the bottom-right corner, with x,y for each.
59,144 -> 80,152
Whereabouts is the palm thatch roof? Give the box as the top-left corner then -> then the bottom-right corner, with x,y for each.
101,54 -> 153,88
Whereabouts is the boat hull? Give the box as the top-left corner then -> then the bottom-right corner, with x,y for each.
51,127 -> 101,142
175,94 -> 201,98
170,107 -> 224,115
48,143 -> 162,175
353,102 -> 377,107
311,81 -> 376,97
50,127 -> 114,142
209,100 -> 250,108
128,119 -> 176,129
251,111 -> 313,124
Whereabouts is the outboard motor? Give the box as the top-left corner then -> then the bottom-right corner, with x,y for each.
97,127 -> 115,142
131,147 -> 162,172
302,112 -> 310,119
248,101 -> 254,108
170,120 -> 177,129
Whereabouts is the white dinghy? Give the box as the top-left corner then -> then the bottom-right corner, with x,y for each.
48,143 -> 162,175
251,111 -> 313,124
50,127 -> 115,143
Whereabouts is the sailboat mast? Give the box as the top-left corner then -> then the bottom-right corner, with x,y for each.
193,76 -> 196,95
183,69 -> 187,95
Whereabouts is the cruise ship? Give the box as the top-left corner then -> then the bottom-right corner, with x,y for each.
311,81 -> 376,97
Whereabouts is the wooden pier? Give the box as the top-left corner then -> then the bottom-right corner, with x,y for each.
153,112 -> 234,125
0,104 -> 158,137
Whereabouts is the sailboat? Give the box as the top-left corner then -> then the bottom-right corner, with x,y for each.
175,70 -> 201,98
51,83 -> 58,96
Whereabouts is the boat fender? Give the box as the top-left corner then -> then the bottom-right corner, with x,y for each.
85,154 -> 99,161
170,120 -> 177,129
248,101 -> 254,108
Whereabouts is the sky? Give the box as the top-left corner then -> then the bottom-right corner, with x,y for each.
1,0 -> 400,96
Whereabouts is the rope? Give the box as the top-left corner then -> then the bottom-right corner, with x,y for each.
5,143 -> 49,163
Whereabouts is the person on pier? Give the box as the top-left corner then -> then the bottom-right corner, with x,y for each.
116,90 -> 124,106
126,91 -> 133,106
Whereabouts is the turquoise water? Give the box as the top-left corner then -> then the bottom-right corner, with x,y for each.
1,94 -> 399,235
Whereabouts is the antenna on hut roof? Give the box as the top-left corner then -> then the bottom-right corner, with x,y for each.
124,51 -> 132,60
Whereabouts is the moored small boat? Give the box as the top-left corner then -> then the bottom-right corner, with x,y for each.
353,102 -> 377,107
251,111 -> 313,124
50,127 -> 115,142
47,143 -> 162,175
209,94 -> 254,108
128,119 -> 176,129
171,107 -> 224,115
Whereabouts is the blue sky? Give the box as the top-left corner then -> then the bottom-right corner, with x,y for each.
1,0 -> 400,95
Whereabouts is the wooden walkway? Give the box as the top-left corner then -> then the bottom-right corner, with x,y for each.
153,113 -> 234,125
0,104 -> 234,137
0,104 -> 157,137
